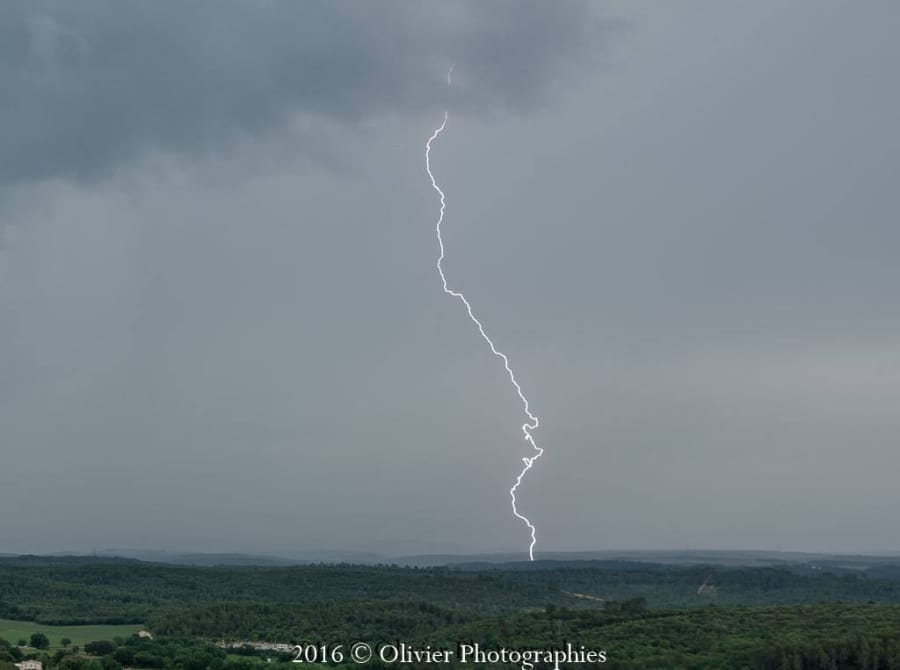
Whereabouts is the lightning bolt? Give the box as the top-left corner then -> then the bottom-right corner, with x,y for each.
425,69 -> 544,561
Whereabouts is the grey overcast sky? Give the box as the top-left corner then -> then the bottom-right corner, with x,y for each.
1,1 -> 899,558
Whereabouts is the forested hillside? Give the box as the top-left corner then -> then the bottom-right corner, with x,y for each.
3,557 -> 900,625
4,558 -> 900,669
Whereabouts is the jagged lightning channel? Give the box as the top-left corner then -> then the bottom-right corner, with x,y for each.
424,80 -> 544,561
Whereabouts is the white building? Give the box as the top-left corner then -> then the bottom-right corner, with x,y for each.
16,661 -> 43,670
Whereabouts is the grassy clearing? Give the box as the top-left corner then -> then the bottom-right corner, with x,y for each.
0,619 -> 142,650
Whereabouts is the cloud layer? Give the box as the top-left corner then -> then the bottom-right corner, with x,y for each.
0,1 -> 606,188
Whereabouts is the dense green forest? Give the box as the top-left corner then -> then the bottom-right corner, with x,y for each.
6,603 -> 900,669
3,556 -> 900,624
4,557 -> 900,669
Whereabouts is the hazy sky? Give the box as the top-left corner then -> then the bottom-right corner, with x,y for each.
2,1 -> 899,558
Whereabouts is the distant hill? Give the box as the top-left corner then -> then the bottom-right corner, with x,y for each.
6,548 -> 900,569
93,548 -> 385,566
0,554 -> 144,566
393,549 -> 900,569
94,549 -> 301,566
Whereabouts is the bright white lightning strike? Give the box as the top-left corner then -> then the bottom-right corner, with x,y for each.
425,69 -> 544,561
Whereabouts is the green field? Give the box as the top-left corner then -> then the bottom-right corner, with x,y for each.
0,619 -> 142,650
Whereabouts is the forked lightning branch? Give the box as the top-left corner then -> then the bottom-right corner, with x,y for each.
424,69 -> 545,561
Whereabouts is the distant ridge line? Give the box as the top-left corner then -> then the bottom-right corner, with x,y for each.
3,548 -> 900,568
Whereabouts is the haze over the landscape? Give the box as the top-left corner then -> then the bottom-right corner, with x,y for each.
2,1 -> 899,558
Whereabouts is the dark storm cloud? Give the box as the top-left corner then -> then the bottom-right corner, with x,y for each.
0,1 -> 608,188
